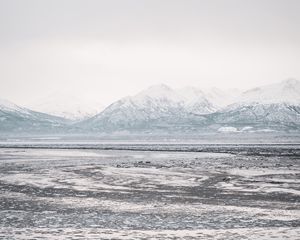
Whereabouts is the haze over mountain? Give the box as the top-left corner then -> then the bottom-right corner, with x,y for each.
0,98 -> 69,133
26,93 -> 104,120
238,78 -> 300,104
78,84 -> 235,132
1,79 -> 300,134
210,79 -> 300,132
78,79 -> 300,133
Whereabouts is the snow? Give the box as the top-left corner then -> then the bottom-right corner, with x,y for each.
0,98 -> 68,130
0,98 -> 29,113
239,78 -> 300,104
228,168 -> 299,177
204,87 -> 241,108
241,126 -> 253,131
1,78 -> 300,133
218,127 -> 238,132
177,86 -> 206,101
83,80 -> 300,131
219,101 -> 300,126
84,84 -> 227,128
101,84 -> 224,118
135,84 -> 185,103
177,87 -> 217,114
0,146 -> 299,239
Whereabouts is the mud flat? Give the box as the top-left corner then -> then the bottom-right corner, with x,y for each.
0,144 -> 299,239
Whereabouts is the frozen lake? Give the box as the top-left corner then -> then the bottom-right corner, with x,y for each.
0,144 -> 299,239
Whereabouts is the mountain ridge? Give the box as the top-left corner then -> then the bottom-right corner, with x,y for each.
0,98 -> 70,133
1,79 -> 300,133
77,79 -> 300,133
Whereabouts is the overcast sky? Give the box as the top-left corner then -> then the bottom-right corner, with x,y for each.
0,0 -> 299,105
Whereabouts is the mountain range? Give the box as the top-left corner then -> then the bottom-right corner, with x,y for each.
1,79 -> 299,134
0,98 -> 69,133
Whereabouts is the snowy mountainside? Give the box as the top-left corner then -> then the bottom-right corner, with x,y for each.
209,79 -> 300,131
78,84 -> 219,131
79,85 -> 188,130
1,79 -> 300,133
79,79 -> 300,132
204,87 -> 241,108
211,102 -> 300,131
177,87 -> 217,114
0,98 -> 69,133
238,78 -> 300,104
0,98 -> 28,113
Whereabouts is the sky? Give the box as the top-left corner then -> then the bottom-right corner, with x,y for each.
0,0 -> 299,106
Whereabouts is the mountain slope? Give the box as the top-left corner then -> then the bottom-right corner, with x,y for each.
210,79 -> 300,131
238,78 -> 300,104
77,80 -> 300,133
2,79 -> 299,134
210,102 -> 300,131
0,98 -> 70,133
78,85 -> 191,131
177,87 -> 217,114
204,87 -> 241,108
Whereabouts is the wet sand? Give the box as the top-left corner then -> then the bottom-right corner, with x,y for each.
0,145 -> 299,239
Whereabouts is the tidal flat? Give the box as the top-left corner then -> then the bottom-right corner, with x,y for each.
0,143 -> 299,239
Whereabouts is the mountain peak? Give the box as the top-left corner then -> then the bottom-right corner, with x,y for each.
239,79 -> 300,104
0,98 -> 24,112
144,84 -> 172,92
177,87 -> 206,102
134,84 -> 183,102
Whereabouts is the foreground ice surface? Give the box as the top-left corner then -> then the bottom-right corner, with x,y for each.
0,145 -> 299,239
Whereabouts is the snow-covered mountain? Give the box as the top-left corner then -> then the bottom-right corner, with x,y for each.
0,98 -> 69,133
210,79 -> 300,131
1,79 -> 299,134
238,78 -> 300,104
26,93 -> 104,120
79,79 -> 300,133
78,84 -> 220,131
204,87 -> 241,108
177,87 -> 217,114
211,102 -> 300,131
0,98 -> 27,113
177,86 -> 240,111
79,85 -> 187,131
